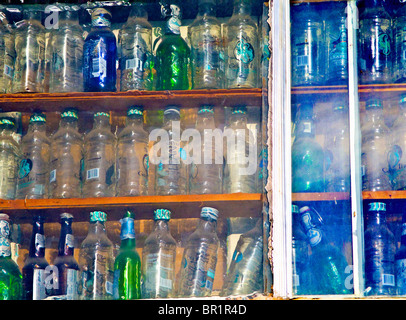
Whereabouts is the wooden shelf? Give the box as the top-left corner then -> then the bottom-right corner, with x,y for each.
362,190 -> 406,200
291,85 -> 348,96
292,192 -> 350,202
0,193 -> 263,223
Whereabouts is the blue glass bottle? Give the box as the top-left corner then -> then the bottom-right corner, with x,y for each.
83,8 -> 117,92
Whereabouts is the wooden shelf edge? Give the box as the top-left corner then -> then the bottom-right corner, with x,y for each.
362,190 -> 406,200
292,192 -> 350,202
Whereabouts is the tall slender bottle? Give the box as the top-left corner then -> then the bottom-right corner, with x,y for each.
79,211 -> 115,300
52,213 -> 79,299
118,4 -> 153,91
188,0 -> 224,89
17,113 -> 50,199
49,9 -> 84,93
0,117 -> 20,200
0,214 -> 23,300
155,1 -> 191,90
142,209 -> 177,298
394,1 -> 406,82
0,12 -> 13,94
395,211 -> 406,295
224,0 -> 259,88
358,0 -> 393,84
49,108 -> 83,199
83,112 -> 116,198
177,207 -> 219,297
22,215 -> 49,300
116,106 -> 149,196
113,210 -> 141,300
189,105 -> 223,194
83,8 -> 117,92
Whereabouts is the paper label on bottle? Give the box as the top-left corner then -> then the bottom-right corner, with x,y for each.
33,269 -> 46,300
86,168 -> 100,180
50,169 -> 56,183
35,233 -> 45,250
65,234 -> 74,249
66,269 -> 79,300
396,259 -> 406,294
381,273 -> 395,286
92,57 -> 107,78
0,237 -> 11,257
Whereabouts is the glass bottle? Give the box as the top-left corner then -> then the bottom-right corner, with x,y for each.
364,202 -> 396,296
291,2 -> 323,86
142,209 -> 177,298
189,105 -> 223,194
78,211 -> 115,300
188,0 -> 224,89
113,210 -> 141,300
224,0 -> 259,88
0,117 -> 20,200
2,12 -> 15,94
0,214 -> 23,300
49,9 -> 84,93
361,99 -> 392,191
116,106 -> 149,197
223,105 -> 257,194
154,105 -> 187,195
177,207 -> 219,297
155,1 -> 191,90
53,213 -> 79,300
396,212 -> 406,295
49,108 -> 83,199
221,219 -> 263,296
83,8 -> 117,92
22,215 -> 49,300
83,112 -> 116,198
358,0 -> 393,84
291,100 -> 325,193
12,9 -> 45,93
118,4 -> 153,91
16,113 -> 50,199
394,1 -> 406,83
0,12 -> 13,94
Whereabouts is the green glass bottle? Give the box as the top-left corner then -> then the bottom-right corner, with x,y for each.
113,211 -> 141,300
0,214 -> 23,300
155,1 -> 191,90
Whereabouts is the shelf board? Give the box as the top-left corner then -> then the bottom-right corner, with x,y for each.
0,89 -> 263,113
362,190 -> 406,200
291,85 -> 348,96
0,193 -> 263,223
292,192 -> 350,202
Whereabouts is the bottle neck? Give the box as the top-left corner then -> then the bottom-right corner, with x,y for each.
196,113 -> 215,130
233,1 -> 252,16
60,118 -> 79,130
198,3 -> 216,16
120,216 -> 136,250
163,114 -> 180,129
93,116 -> 110,129
367,211 -> 387,226
29,220 -> 46,258
126,115 -> 144,127
366,108 -> 385,124
88,221 -> 107,236
229,113 -> 248,128
154,219 -> 170,232
28,121 -> 47,133
197,218 -> 217,233
58,219 -> 74,257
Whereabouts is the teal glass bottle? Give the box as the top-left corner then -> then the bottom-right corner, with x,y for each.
113,211 -> 141,300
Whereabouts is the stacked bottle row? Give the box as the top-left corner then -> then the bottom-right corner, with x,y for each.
0,0 -> 262,94
0,208 -> 264,300
0,104 -> 260,200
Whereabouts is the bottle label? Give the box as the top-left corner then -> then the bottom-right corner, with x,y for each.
35,233 -> 45,251
120,217 -> 135,240
396,258 -> 406,294
145,251 -> 174,292
86,168 -> 100,180
50,169 -> 56,183
65,234 -> 74,249
33,269 -> 46,300
328,23 -> 348,71
66,268 -> 79,300
0,237 -> 11,257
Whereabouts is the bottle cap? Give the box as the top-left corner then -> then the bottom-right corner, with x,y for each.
164,105 -> 181,115
0,117 -> 15,128
231,105 -> 247,115
368,202 -> 386,212
61,108 -> 79,120
292,205 -> 299,213
366,99 -> 383,109
128,105 -> 144,116
201,207 -> 219,221
91,8 -> 112,27
198,105 -> 214,114
399,94 -> 406,106
90,211 -> 107,223
154,209 -> 171,221
30,113 -> 46,123
60,212 -> 74,220
94,111 -> 110,118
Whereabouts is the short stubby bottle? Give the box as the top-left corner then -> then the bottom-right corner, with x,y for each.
358,0 -> 393,84
223,105 -> 257,194
0,117 -> 21,200
49,108 -> 83,199
118,4 -> 153,91
52,213 -> 80,300
49,9 -> 84,93
361,99 -> 392,191
155,1 -> 191,90
393,1 -> 406,83
364,202 -> 396,296
154,105 -> 188,195
396,212 -> 406,295
12,9 -> 45,93
188,0 -> 224,89
113,211 -> 141,300
177,207 -> 220,297
17,113 -> 50,199
83,8 -> 117,92
79,211 -> 115,300
117,106 -> 149,197
0,214 -> 23,300
224,0 -> 259,88
83,112 -> 116,198
142,209 -> 177,298
189,105 -> 223,194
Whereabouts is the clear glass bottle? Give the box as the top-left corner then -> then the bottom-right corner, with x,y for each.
116,106 -> 148,196
83,112 -> 116,198
142,209 -> 177,298
395,211 -> 406,295
188,0 -> 224,89
177,207 -> 219,297
118,4 -> 153,91
364,202 -> 396,296
16,113 -> 50,199
49,9 -> 84,93
49,108 -> 83,199
189,105 -> 223,194
0,12 -> 13,94
78,211 -> 115,300
393,1 -> 406,83
224,0 -> 259,88
0,117 -> 20,200
361,99 -> 392,191
12,9 -> 45,93
2,12 -> 15,94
